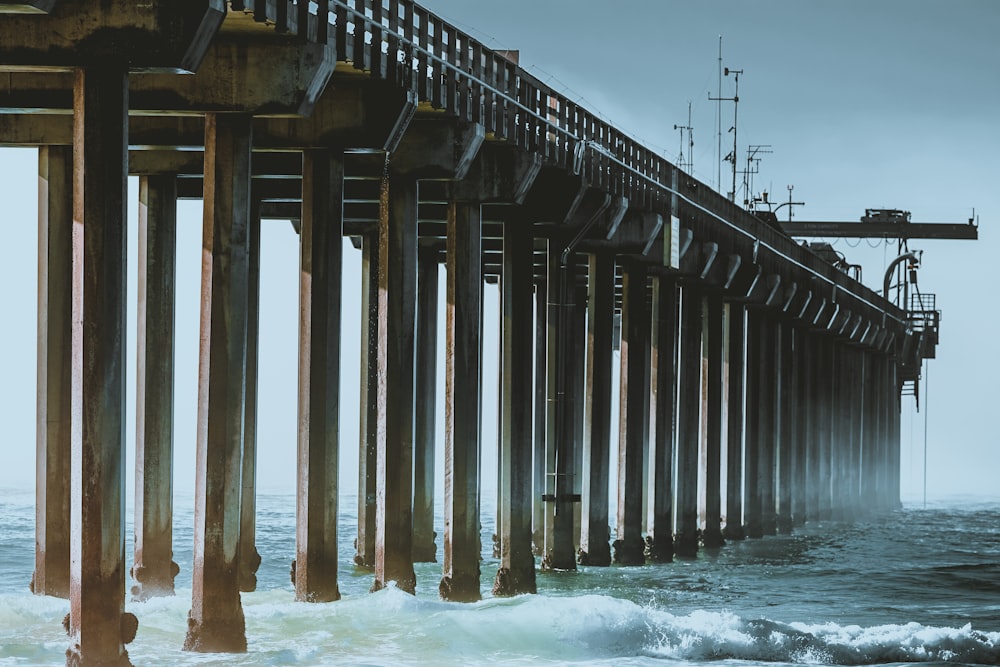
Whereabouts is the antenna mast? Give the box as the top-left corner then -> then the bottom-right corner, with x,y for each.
710,61 -> 743,202
674,101 -> 694,174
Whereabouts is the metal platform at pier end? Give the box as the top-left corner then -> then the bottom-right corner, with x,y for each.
0,2 -> 960,664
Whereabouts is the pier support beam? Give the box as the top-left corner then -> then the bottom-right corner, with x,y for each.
493,217 -> 537,596
816,337 -> 833,521
579,253 -> 615,566
675,285 -> 703,557
648,276 -> 677,560
614,262 -> 650,565
805,334 -> 821,522
373,172 -> 418,594
703,292 -> 725,548
185,112 -> 252,653
132,174 -> 180,600
354,233 -> 379,569
791,326 -> 808,527
67,65 -> 138,666
294,150 -> 344,603
33,145 -> 72,600
829,343 -> 847,521
723,303 -> 746,541
541,243 -> 578,571
743,310 -> 762,539
238,202 -> 261,593
532,277 -> 547,555
440,201 -> 483,602
776,321 -> 796,534
758,316 -> 778,536
412,244 -> 439,563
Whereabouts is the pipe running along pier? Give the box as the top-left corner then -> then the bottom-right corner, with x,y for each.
0,1 -> 944,664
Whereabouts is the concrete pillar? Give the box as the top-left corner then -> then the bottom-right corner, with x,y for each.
531,277 -> 547,555
412,245 -> 439,563
758,316 -> 777,536
579,253 -> 615,566
33,145 -> 72,600
67,65 -> 138,666
805,334 -> 822,522
294,150 -> 344,603
875,355 -> 890,509
373,172 -> 418,594
185,113 -> 252,653
440,201 -> 483,602
614,262 -> 650,565
541,244 -> 578,571
860,351 -> 876,509
846,347 -> 863,517
791,326 -> 808,527
238,202 -> 261,593
776,321 -> 796,534
132,174 -> 180,601
829,343 -> 847,521
493,217 -> 537,597
571,290 -> 587,553
703,292 -> 725,548
889,360 -> 902,509
743,310 -> 762,539
354,234 -> 379,569
723,303 -> 746,541
648,276 -> 677,559
676,285 -> 703,557
817,336 -> 833,521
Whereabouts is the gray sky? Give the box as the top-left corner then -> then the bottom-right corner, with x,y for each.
0,1 -> 996,501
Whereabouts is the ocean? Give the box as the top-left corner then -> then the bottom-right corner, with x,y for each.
1,489 -> 999,666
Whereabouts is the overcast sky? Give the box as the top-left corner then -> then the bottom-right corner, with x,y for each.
0,1 -> 997,503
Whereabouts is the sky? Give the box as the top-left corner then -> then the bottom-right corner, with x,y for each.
0,1 -> 997,504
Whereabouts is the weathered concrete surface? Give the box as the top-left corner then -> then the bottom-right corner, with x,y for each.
723,303 -> 746,541
67,65 -> 137,667
32,145 -> 71,600
440,201 -> 483,603
185,113 -> 252,654
354,233 -> 378,570
702,292 -> 725,548
132,175 -> 180,601
647,276 -> 677,561
412,244 -> 439,564
294,150 -> 344,603
675,286 -> 702,558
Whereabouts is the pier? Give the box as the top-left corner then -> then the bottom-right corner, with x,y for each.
0,2 -> 954,664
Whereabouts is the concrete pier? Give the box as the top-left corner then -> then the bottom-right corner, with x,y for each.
0,1 -> 941,657
675,285 -> 703,557
413,244 -> 439,563
132,174 -> 179,600
68,65 -> 137,667
185,113 -> 253,654
373,172 -> 418,594
493,217 -> 538,596
33,145 -> 72,600
440,201 -> 483,602
294,150 -> 345,603
614,262 -> 650,565
648,276 -> 678,560
579,253 -> 615,566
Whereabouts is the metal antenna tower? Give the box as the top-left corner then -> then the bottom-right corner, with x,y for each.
710,63 -> 743,202
674,101 -> 694,174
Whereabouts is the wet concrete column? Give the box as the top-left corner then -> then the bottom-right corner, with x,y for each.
875,354 -> 891,510
723,303 -> 746,541
888,360 -> 902,509
860,351 -> 877,509
67,65 -> 138,666
830,343 -> 847,521
816,336 -> 834,521
571,290 -> 587,553
185,113 -> 253,654
294,150 -> 345,603
777,321 -> 796,534
579,253 -> 615,567
354,233 -> 379,569
33,145 -> 72,600
493,218 -> 538,596
440,201 -> 483,602
846,347 -> 863,516
614,262 -> 650,565
791,326 -> 808,527
743,310 -> 762,539
373,172 -> 418,594
676,284 -> 703,557
132,174 -> 180,601
703,292 -> 725,548
758,315 -> 778,536
238,202 -> 261,593
542,244 -> 578,571
804,333 -> 821,522
532,276 -> 547,555
649,276 -> 678,559
412,244 -> 439,563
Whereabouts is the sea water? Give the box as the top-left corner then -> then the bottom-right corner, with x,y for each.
1,488 -> 999,666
